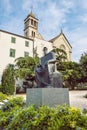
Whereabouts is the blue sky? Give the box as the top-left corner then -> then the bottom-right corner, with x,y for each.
0,0 -> 87,62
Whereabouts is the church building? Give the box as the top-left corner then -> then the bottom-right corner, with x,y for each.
0,11 -> 72,83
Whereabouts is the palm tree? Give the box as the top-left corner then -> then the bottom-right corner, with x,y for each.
53,48 -> 67,70
14,56 -> 39,90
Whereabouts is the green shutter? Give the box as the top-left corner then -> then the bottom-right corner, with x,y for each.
11,37 -> 16,43
24,51 -> 29,57
10,48 -> 15,57
25,41 -> 29,47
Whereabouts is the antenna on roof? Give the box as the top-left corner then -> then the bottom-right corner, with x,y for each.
61,28 -> 63,34
30,5 -> 33,13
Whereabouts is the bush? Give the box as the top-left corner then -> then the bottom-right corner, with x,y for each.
83,108 -> 87,114
5,105 -> 87,130
0,84 -> 2,91
1,65 -> 15,95
0,100 -> 87,130
1,96 -> 25,112
0,92 -> 9,102
0,97 -> 25,129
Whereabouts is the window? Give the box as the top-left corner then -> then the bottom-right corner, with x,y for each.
32,31 -> 35,37
43,47 -> 48,55
31,19 -> 33,25
9,64 -> 14,68
10,48 -> 15,57
24,51 -> 29,57
34,32 -> 35,37
11,37 -> 16,43
32,31 -> 33,37
34,21 -> 36,27
25,32 -> 28,37
25,41 -> 29,47
60,44 -> 66,50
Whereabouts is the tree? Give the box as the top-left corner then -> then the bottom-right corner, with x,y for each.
53,48 -> 67,70
62,61 -> 81,89
1,65 -> 15,95
79,52 -> 87,82
15,56 -> 39,89
15,56 -> 39,79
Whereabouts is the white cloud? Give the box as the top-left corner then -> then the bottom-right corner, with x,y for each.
22,0 -> 46,11
61,0 -> 74,10
79,14 -> 87,23
80,0 -> 87,10
37,2 -> 70,40
64,27 -> 87,62
1,0 -> 87,62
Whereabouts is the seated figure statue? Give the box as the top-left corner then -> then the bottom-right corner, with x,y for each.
35,51 -> 63,88
35,64 -> 50,88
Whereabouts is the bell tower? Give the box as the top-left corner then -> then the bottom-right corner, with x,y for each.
24,11 -> 38,39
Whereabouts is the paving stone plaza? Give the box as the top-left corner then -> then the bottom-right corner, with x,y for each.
69,90 -> 87,110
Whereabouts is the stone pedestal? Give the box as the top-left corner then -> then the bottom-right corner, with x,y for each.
26,88 -> 69,107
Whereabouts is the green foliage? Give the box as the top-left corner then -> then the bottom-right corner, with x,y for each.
53,48 -> 67,70
1,97 -> 24,112
1,65 -> 15,95
79,52 -> 87,82
0,84 -> 2,91
83,108 -> 87,114
80,52 -> 87,74
15,56 -> 39,79
0,104 -> 87,130
61,62 -> 81,89
0,105 -> 22,129
0,92 -> 9,102
0,97 -> 25,129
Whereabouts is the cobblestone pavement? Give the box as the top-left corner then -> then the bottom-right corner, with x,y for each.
69,90 -> 87,110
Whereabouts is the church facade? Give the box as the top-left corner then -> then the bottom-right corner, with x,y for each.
0,11 -> 72,83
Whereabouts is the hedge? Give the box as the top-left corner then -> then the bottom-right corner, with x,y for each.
0,97 -> 87,130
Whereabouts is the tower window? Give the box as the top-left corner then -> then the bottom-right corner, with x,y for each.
34,21 -> 36,27
32,31 -> 33,37
10,48 -> 16,57
32,31 -> 35,37
34,32 -> 35,37
31,19 -> 33,25
11,37 -> 16,43
25,32 -> 28,37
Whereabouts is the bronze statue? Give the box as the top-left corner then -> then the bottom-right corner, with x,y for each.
35,51 -> 63,88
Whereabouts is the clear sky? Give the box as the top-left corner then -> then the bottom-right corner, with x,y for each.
0,0 -> 87,62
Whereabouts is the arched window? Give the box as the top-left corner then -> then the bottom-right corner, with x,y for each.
31,19 -> 33,25
32,31 -> 33,37
34,21 -> 36,27
34,32 -> 35,37
43,47 -> 48,55
32,31 -> 35,37
60,44 -> 66,50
